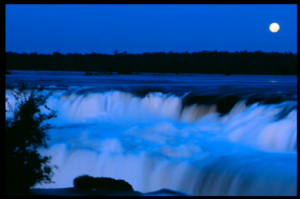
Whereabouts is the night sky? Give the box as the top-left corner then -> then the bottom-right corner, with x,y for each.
6,4 -> 297,55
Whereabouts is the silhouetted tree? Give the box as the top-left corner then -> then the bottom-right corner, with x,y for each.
5,84 -> 58,195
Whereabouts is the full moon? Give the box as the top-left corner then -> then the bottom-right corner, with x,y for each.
269,23 -> 280,33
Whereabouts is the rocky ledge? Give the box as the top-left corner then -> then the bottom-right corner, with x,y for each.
29,175 -> 189,196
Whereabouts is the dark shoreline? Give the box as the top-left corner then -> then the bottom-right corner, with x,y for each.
29,187 -> 189,196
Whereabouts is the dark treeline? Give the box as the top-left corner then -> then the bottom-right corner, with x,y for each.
5,51 -> 297,75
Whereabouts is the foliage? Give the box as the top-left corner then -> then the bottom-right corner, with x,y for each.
5,51 -> 297,75
5,84 -> 58,195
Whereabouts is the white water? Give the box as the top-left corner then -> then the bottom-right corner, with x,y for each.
5,86 -> 297,196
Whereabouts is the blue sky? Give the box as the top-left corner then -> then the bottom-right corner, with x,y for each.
5,4 -> 297,54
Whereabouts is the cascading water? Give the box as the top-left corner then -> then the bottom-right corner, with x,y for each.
5,87 -> 297,196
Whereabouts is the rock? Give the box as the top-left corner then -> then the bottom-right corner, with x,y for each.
29,175 -> 190,196
143,188 -> 189,196
73,175 -> 134,192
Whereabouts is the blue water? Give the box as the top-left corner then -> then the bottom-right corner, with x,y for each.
5,71 -> 297,196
